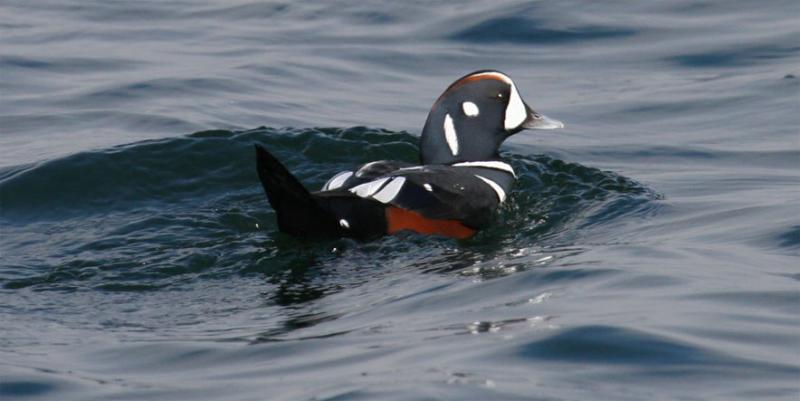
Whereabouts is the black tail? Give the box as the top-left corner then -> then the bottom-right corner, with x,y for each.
254,144 -> 339,237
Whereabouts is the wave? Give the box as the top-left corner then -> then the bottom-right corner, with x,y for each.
0,127 -> 659,291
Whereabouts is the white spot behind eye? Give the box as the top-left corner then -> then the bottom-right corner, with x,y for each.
462,101 -> 479,117
423,183 -> 433,192
339,219 -> 350,229
443,113 -> 459,156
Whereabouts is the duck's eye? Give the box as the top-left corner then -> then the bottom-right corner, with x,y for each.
532,113 -> 542,119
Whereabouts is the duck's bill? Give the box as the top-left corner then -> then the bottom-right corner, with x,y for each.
522,112 -> 564,130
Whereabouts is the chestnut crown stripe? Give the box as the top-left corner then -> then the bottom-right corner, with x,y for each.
451,71 -> 513,90
432,71 -> 515,106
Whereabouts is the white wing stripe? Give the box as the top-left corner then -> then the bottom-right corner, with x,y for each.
452,161 -> 516,177
349,177 -> 391,198
398,165 -> 425,171
323,171 -> 353,190
355,161 -> 379,177
475,174 -> 506,203
372,177 -> 406,203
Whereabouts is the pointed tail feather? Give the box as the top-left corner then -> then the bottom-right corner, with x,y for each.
254,144 -> 339,237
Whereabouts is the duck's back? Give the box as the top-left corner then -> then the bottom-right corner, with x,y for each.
313,159 -> 514,238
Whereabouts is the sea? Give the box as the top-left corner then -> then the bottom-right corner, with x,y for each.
1,1 -> 799,400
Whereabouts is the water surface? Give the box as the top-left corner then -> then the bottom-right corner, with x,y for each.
1,1 -> 799,400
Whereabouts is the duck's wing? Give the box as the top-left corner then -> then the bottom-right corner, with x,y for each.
334,165 -> 510,230
320,160 -> 415,191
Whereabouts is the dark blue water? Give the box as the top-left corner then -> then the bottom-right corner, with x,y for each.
1,1 -> 799,400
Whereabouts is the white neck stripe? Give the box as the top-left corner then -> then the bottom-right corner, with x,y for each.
443,113 -> 459,156
475,174 -> 507,203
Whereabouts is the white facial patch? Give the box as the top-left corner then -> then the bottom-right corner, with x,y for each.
372,177 -> 406,203
339,219 -> 350,229
423,183 -> 433,192
462,101 -> 479,117
443,113 -> 459,156
475,174 -> 506,203
504,83 -> 527,130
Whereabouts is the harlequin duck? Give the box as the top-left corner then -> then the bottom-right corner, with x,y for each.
255,70 -> 563,240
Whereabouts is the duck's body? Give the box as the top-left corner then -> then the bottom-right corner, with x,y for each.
255,70 -> 563,240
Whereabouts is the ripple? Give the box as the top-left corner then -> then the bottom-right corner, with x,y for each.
1,127 -> 656,293
670,41 -> 800,68
186,3 -> 290,20
0,379 -> 57,397
450,16 -> 636,44
518,325 -> 714,364
2,0 -> 799,399
515,324 -> 799,377
67,77 -> 256,107
688,290 -> 799,314
0,55 -> 147,74
774,225 -> 800,251
0,111 -> 200,137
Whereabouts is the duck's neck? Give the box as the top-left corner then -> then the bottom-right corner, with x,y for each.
419,113 -> 502,164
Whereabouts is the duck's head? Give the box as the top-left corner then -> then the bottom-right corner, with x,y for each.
420,70 -> 563,165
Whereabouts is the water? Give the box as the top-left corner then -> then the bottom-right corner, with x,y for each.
1,1 -> 798,400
